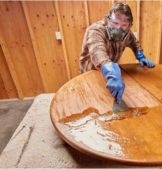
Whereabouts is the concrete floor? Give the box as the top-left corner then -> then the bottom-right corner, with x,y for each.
0,99 -> 33,154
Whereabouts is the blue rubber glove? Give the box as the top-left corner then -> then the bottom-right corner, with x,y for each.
136,51 -> 155,68
101,62 -> 125,103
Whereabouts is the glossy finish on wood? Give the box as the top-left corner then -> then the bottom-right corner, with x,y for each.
50,66 -> 162,165
121,64 -> 162,103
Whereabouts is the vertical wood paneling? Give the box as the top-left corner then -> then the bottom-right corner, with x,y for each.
0,1 -> 43,97
0,45 -> 18,98
119,0 -> 138,64
159,1 -> 162,64
84,0 -> 90,27
88,1 -> 113,24
140,1 -> 161,64
54,1 -> 71,80
126,0 -> 138,32
0,75 -> 8,99
0,1 -> 162,99
0,43 -> 24,98
22,1 -> 69,92
136,1 -> 140,39
57,1 -> 87,78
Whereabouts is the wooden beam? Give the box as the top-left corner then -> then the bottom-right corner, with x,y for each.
159,1 -> 162,64
21,1 -> 47,91
137,0 -> 140,40
0,43 -> 23,98
84,0 -> 90,27
0,45 -> 18,98
53,1 -> 71,80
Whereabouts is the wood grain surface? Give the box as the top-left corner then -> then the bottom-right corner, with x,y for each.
121,64 -> 162,103
50,65 -> 162,165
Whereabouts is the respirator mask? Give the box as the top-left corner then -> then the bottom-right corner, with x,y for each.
107,12 -> 130,41
108,27 -> 128,41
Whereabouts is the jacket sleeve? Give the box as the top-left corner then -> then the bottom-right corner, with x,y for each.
86,27 -> 111,68
127,31 -> 143,55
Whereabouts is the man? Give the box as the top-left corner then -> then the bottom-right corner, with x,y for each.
79,2 -> 154,104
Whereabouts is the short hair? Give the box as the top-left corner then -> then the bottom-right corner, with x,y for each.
108,2 -> 133,24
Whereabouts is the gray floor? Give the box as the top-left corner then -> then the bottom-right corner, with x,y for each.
0,99 -> 33,154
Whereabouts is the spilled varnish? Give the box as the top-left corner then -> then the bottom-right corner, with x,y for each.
59,107 -> 153,159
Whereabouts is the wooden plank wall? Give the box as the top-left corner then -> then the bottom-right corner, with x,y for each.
0,1 -> 162,99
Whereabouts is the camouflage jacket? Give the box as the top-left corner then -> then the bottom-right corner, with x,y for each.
79,18 -> 142,73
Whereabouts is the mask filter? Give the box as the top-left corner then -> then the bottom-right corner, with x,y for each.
108,27 -> 127,41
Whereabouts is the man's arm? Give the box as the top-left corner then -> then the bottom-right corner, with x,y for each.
87,28 -> 125,103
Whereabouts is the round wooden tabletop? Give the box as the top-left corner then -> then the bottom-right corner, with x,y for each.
50,67 -> 162,165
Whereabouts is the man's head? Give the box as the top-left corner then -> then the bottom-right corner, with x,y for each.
107,2 -> 133,41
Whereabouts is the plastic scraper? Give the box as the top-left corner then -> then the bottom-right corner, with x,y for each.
113,99 -> 128,113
